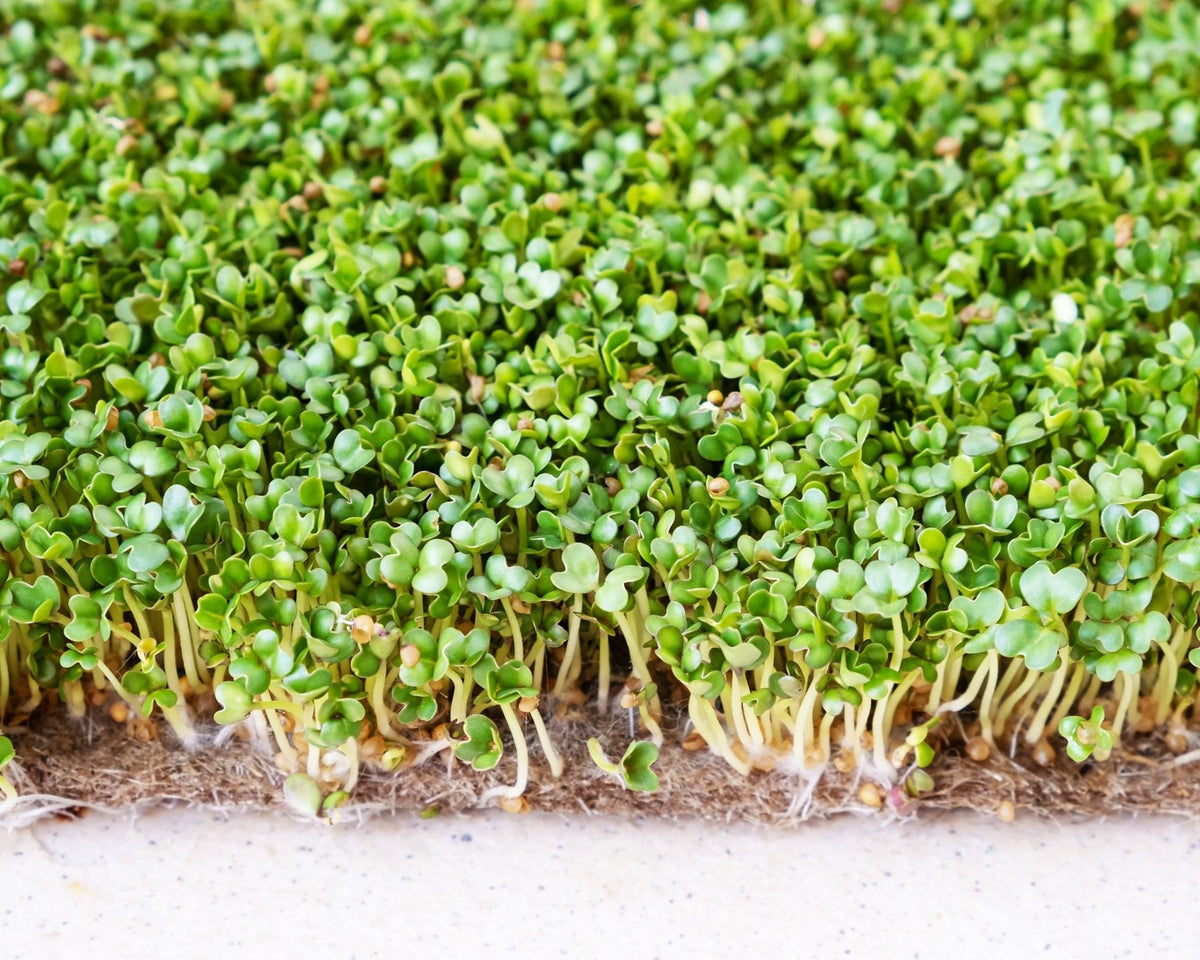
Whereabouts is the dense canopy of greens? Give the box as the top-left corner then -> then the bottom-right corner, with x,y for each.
3,0 -> 1200,811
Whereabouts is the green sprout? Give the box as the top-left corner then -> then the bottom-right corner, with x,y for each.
587,738 -> 661,793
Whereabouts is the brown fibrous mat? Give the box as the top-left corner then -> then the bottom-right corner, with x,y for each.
6,699 -> 1200,826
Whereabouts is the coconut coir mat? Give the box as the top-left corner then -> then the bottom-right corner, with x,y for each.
5,700 -> 1200,826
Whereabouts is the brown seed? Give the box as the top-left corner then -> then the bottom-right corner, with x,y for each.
148,352 -> 167,368
696,290 -> 712,315
517,417 -> 534,431
604,476 -> 621,496
7,259 -> 27,277
354,23 -> 372,46
858,783 -> 884,808
1032,739 -> 1055,766
997,799 -> 1016,823
645,118 -> 664,138
892,703 -> 913,727
286,195 -> 309,214
399,644 -> 421,668
1114,214 -> 1135,248
402,251 -> 415,268
1044,476 -> 1062,491
88,689 -> 108,707
547,40 -> 565,61
264,74 -> 277,94
468,373 -> 487,404
723,391 -> 744,413
24,89 -> 60,114
619,691 -> 639,710
498,795 -> 531,814
990,477 -> 1009,497
445,265 -> 465,289
751,752 -> 777,773
563,687 -> 587,707
82,24 -> 112,40
105,406 -> 120,431
542,192 -> 563,212
201,404 -> 216,423
274,751 -> 298,774
966,736 -> 990,763
313,74 -> 330,94
807,26 -> 827,50
131,718 -> 156,742
143,409 -> 163,430
518,695 -> 539,713
1166,732 -> 1189,754
351,614 -> 375,644
881,0 -> 902,12
303,181 -> 324,202
360,735 -> 385,761
12,470 -> 28,489
510,597 -> 531,615
369,175 -> 387,195
681,730 -> 706,751
934,135 -> 961,159
706,389 -> 724,406
707,477 -> 730,497
832,751 -> 855,774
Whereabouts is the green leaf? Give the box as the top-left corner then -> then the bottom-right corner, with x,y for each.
550,542 -> 600,594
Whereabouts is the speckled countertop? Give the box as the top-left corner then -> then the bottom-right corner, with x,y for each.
2,808 -> 1193,959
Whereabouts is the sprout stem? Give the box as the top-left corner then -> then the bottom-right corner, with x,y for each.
1047,662 -> 1087,735
638,703 -> 663,747
1154,638 -> 1180,727
516,506 -> 528,567
553,594 -> 582,698
792,666 -> 827,764
369,669 -> 398,737
614,609 -> 660,718
172,589 -> 204,690
93,661 -> 141,711
597,629 -> 610,713
977,653 -> 1003,746
939,649 -> 998,716
64,680 -> 86,718
264,704 -> 298,763
688,695 -> 751,775
161,612 -> 184,702
1025,659 -> 1069,744
500,596 -> 524,661
122,588 -> 155,644
498,702 -> 530,798
1112,671 -> 1137,743
160,704 -> 196,745
993,667 -> 1041,741
529,708 -> 564,777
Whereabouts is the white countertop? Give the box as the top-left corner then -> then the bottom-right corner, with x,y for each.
2,806 -> 1191,959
